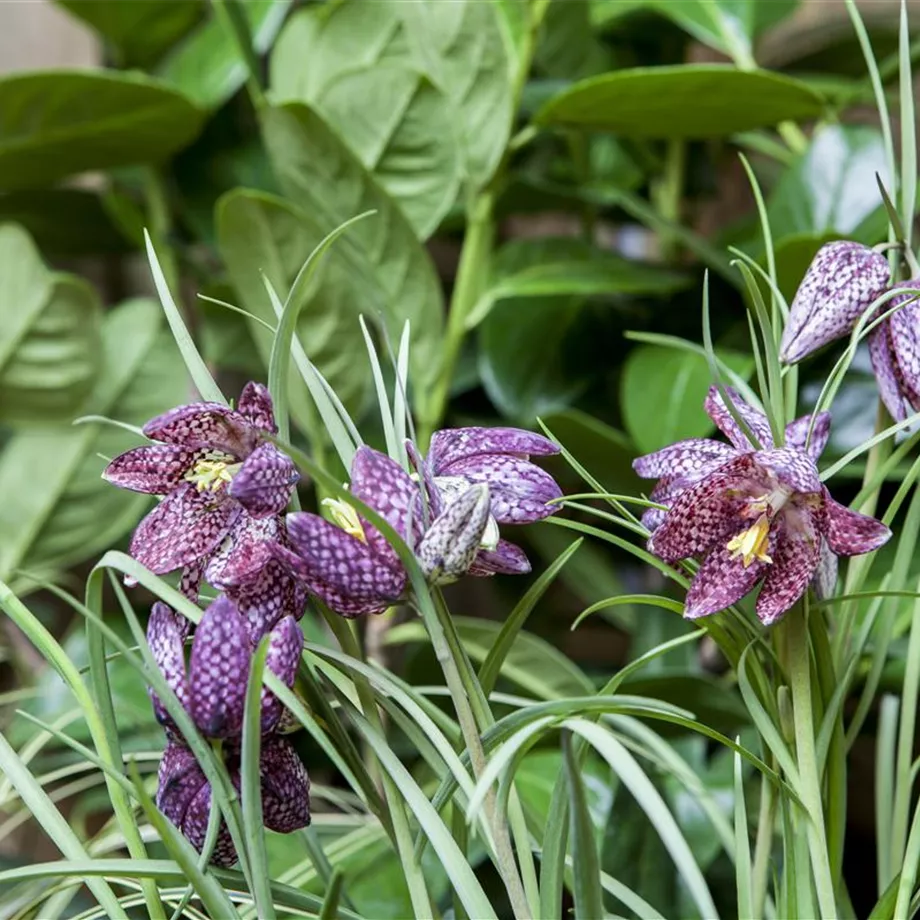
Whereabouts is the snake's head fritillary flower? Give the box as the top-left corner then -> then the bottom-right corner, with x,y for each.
634,389 -> 889,623
103,382 -> 300,579
411,427 -> 562,577
869,281 -> 920,422
417,483 -> 492,584
780,242 -> 890,364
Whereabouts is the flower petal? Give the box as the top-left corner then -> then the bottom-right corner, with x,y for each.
648,455 -> 757,562
780,241 -> 890,364
103,445 -> 201,494
684,543 -> 769,619
188,596 -> 251,738
260,737 -> 311,833
179,559 -> 205,605
755,520 -> 821,625
870,324 -> 911,422
227,558 -> 306,641
407,439 -> 443,522
181,776 -> 237,867
229,443 -> 299,518
147,602 -> 190,727
206,513 -> 280,588
130,484 -> 237,575
641,506 -> 668,532
237,381 -> 277,434
888,284 -> 920,410
752,447 -> 821,494
438,454 -> 561,524
157,742 -> 207,833
468,539 -> 531,576
261,616 -> 303,733
783,412 -> 831,461
430,426 -> 559,472
143,402 -> 254,457
418,484 -> 491,583
705,386 -> 774,451
633,438 -> 737,479
822,492 -> 891,556
812,540 -> 838,601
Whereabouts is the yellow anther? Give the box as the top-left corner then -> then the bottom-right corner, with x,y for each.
322,496 -> 366,543
184,453 -> 239,493
726,514 -> 773,568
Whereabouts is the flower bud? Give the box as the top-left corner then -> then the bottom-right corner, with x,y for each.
780,241 -> 890,364
418,484 -> 491,584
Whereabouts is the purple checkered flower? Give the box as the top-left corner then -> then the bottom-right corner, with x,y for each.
868,281 -> 920,423
148,594 -> 309,864
634,387 -> 890,624
411,426 -> 562,577
103,382 -> 299,580
780,241 -> 890,364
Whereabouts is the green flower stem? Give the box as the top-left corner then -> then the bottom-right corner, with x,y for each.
782,605 -> 837,917
750,767 -> 776,918
652,139 -> 686,261
428,590 -> 533,920
0,580 -> 165,920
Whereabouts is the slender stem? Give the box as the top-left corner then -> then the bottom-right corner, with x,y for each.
652,139 -> 686,261
143,168 -> 179,294
750,768 -> 776,918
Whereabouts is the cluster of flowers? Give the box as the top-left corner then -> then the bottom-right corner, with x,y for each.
103,382 -> 562,862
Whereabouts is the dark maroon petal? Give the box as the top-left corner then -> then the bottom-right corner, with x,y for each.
430,426 -> 559,472
349,446 -> 418,558
468,539 -> 531,576
783,412 -> 831,461
103,445 -> 202,494
633,438 -> 737,480
182,777 -> 237,867
648,455 -> 757,562
179,560 -> 205,607
822,491 -> 891,556
206,514 -> 280,588
752,448 -> 821,495
260,738 -> 311,833
147,602 -> 190,727
780,242 -> 890,364
143,402 -> 254,457
888,285 -> 920,410
237,381 -> 277,434
157,741 -> 206,831
704,386 -> 774,451
684,543 -> 769,619
188,596 -> 250,738
755,518 -> 821,625
286,511 -> 407,600
812,540 -> 838,600
261,616 -> 303,733
870,324 -> 911,422
439,454 -> 561,524
418,485 -> 490,583
130,484 -> 237,575
229,444 -> 299,518
229,559 -> 305,640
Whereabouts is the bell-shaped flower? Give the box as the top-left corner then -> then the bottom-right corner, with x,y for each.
411,426 -> 562,576
868,281 -> 920,422
634,390 -> 890,624
417,483 -> 492,584
103,382 -> 299,579
780,241 -> 890,364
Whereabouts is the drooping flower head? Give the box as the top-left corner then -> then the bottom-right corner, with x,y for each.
780,241 -> 890,364
634,387 -> 890,624
148,596 -> 309,864
868,280 -> 920,422
103,382 -> 300,580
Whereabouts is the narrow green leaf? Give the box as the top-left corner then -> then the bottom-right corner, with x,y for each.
319,869 -> 344,920
359,314 -> 400,463
734,747 -> 754,920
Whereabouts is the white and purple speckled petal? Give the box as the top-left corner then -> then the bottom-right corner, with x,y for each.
870,324 -> 911,422
349,446 -> 418,559
684,542 -> 769,619
641,506 -> 668,532
822,491 -> 891,555
468,539 -> 531,576
704,386 -> 774,451
237,381 -> 277,435
780,242 -> 890,364
157,742 -> 206,833
633,438 -> 737,479
147,602 -> 190,727
188,596 -> 250,738
784,412 -> 832,461
753,448 -> 822,495
206,513 -> 280,588
179,559 -> 205,608
888,283 -> 920,411
143,402 -> 255,457
227,558 -> 304,640
812,539 -> 839,600
755,519 -> 821,625
230,443 -> 299,518
430,426 -> 558,472
103,445 -> 202,494
181,775 -> 237,867
260,616 -> 303,733
260,737 -> 311,833
418,484 -> 490,583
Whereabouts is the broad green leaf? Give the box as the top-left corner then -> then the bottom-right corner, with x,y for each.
536,0 -> 611,79
536,65 -> 825,138
0,225 -> 102,424
261,103 -> 444,390
0,299 -> 186,589
621,344 -> 754,454
56,0 -> 202,67
216,189 -> 370,424
160,0 -> 291,108
0,71 -> 204,191
271,4 -> 462,238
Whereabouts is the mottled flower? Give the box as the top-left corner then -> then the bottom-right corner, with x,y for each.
634,388 -> 890,624
148,595 -> 309,864
780,241 -> 890,364
412,426 -> 562,576
103,382 -> 299,579
869,281 -> 920,422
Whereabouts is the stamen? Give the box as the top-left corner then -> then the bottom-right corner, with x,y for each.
184,452 -> 240,493
726,514 -> 773,568
322,496 -> 366,543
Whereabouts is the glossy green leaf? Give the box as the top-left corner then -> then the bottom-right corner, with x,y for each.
261,103 -> 445,390
0,71 -> 204,191
216,188 -> 370,424
621,343 -> 754,454
536,65 -> 825,138
271,3 -> 462,238
160,0 -> 291,108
